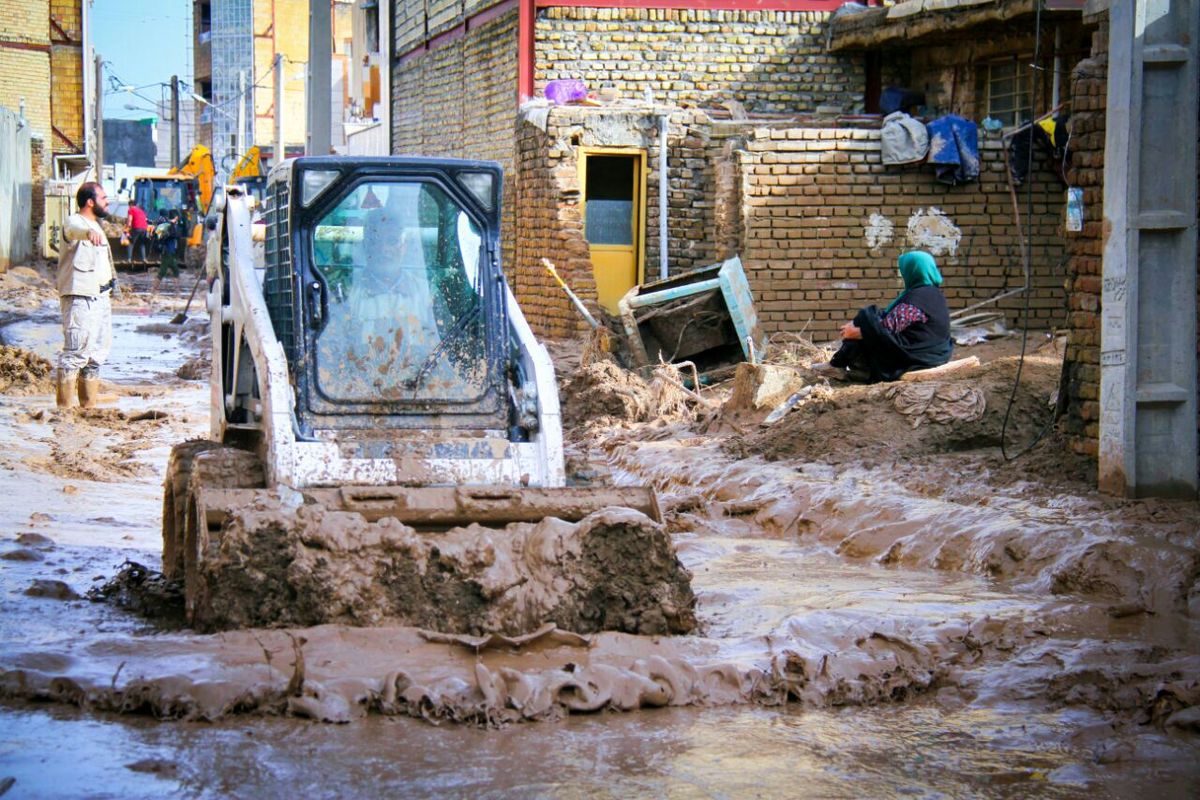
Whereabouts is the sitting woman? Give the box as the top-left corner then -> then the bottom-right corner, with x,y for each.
817,250 -> 953,383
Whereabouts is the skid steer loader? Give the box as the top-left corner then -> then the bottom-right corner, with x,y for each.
162,157 -> 694,635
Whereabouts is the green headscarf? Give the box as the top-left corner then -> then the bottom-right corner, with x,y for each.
885,250 -> 943,313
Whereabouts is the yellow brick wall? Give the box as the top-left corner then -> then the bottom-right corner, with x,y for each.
0,0 -> 49,44
50,43 -> 82,152
0,50 -> 51,140
0,0 -> 52,144
48,0 -> 83,154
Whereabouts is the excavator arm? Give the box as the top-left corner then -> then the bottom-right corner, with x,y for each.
169,145 -> 216,216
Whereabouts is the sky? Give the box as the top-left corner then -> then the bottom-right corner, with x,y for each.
91,0 -> 192,121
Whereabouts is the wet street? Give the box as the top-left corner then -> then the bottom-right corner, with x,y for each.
1,281 -> 1198,798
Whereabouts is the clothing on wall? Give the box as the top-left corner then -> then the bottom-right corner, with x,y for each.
1008,111 -> 1070,186
926,115 -> 980,186
880,111 -> 930,165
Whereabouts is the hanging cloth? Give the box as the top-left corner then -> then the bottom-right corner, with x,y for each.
881,111 -> 930,165
926,115 -> 980,185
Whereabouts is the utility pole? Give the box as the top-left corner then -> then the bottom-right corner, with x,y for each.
170,75 -> 181,166
273,53 -> 284,166
236,69 -> 246,169
307,0 -> 331,155
94,53 -> 104,178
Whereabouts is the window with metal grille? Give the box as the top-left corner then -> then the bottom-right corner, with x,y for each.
977,57 -> 1032,127
263,180 -> 297,363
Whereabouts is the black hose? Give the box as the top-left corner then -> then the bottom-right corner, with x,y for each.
1000,0 -> 1053,462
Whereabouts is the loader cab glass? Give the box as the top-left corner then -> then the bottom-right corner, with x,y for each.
134,178 -> 193,220
308,180 -> 488,404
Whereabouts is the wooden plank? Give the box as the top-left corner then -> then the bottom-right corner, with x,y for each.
899,356 -> 980,382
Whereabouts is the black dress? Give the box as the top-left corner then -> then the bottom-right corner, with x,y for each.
829,285 -> 953,383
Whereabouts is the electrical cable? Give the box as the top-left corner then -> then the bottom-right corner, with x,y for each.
999,0 -> 1058,462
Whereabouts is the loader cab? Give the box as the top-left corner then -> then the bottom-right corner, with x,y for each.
260,157 -> 513,437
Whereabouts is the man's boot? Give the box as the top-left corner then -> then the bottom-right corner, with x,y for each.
78,368 -> 101,409
56,369 -> 79,408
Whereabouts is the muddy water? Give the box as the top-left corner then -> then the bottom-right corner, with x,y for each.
1,306 -> 199,384
4,700 -> 1193,798
1,311 -> 1198,797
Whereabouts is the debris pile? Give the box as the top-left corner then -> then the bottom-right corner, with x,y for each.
0,345 -> 54,395
559,358 -> 700,429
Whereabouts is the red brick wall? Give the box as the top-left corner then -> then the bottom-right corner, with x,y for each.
738,126 -> 1067,341
1061,14 -> 1107,459
391,9 -> 519,273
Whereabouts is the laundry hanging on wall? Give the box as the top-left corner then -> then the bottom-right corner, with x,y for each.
881,111 -> 930,165
1008,111 -> 1071,186
925,115 -> 980,186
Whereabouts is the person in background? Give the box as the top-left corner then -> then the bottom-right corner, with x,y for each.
55,181 -> 116,408
153,211 -> 183,289
813,250 -> 953,383
124,202 -> 149,263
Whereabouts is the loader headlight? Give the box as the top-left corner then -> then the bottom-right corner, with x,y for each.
301,169 -> 340,207
456,171 -> 495,212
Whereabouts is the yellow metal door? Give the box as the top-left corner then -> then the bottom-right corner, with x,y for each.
580,150 -> 645,314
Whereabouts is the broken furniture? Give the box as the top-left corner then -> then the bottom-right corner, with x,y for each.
618,256 -> 767,380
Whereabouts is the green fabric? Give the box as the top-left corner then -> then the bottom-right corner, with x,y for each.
885,251 -> 943,313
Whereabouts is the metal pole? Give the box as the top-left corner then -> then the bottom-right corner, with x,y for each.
307,0 -> 331,155
274,53 -> 284,165
94,53 -> 104,178
658,113 -> 668,281
170,75 -> 181,166
236,69 -> 246,165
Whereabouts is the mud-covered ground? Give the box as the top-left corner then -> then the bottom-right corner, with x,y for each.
0,262 -> 1197,797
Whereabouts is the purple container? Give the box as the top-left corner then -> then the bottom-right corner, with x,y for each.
544,79 -> 588,105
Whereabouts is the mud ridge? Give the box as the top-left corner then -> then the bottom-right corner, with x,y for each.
0,606 -> 1035,725
609,438 -> 1200,617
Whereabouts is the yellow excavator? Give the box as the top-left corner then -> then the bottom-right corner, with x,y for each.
117,145 -> 216,266
229,145 -> 266,207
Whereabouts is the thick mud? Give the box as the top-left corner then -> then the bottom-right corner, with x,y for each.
0,345 -> 53,395
0,264 -> 1197,795
190,496 -> 696,636
733,355 -> 1064,467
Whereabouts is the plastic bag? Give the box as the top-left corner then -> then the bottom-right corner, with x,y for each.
544,79 -> 588,105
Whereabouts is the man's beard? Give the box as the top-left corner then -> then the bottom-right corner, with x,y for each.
94,206 -> 110,219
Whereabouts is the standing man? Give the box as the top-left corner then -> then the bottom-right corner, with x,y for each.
56,181 -> 116,408
125,201 -> 149,263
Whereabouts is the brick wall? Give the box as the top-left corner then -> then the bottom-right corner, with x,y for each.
1061,13 -> 1107,459
513,109 -> 595,338
512,105 -> 740,339
48,0 -> 83,153
392,9 -> 519,271
738,126 -> 1066,340
512,105 -> 1066,342
0,0 -> 52,146
537,8 -> 862,115
31,134 -> 45,253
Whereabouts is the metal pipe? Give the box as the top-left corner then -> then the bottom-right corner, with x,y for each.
1052,25 -> 1062,108
658,112 -> 668,281
274,54 -> 284,164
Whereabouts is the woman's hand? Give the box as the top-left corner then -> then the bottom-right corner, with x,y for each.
840,322 -> 862,340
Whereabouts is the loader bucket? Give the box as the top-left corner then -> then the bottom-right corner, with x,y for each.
175,484 -> 692,635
